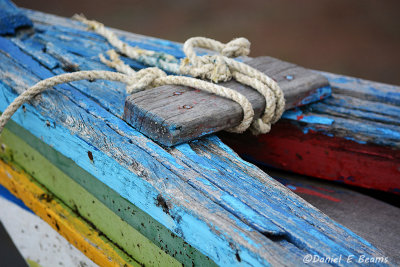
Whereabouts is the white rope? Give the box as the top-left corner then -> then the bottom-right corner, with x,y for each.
73,14 -> 180,74
73,15 -> 285,135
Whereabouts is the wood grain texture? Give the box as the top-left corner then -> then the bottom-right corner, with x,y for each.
124,56 -> 330,146
221,73 -> 400,194
0,8 -> 392,266
0,0 -> 32,35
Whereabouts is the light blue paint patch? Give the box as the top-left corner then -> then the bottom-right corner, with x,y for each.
175,143 -> 218,172
344,136 -> 367,144
234,230 -> 262,249
301,125 -> 371,145
302,127 -> 310,134
194,177 -> 219,192
220,193 -> 284,235
310,101 -> 400,127
283,110 -> 334,125
177,212 -> 263,266
300,115 -> 334,125
287,185 -> 297,190
296,85 -> 332,106
145,141 -> 185,170
221,194 -> 255,220
331,77 -> 352,84
196,177 -> 211,186
239,249 -> 272,267
375,127 -> 400,139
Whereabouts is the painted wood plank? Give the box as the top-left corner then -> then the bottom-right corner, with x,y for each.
0,0 -> 32,35
220,74 -> 400,193
0,124 -> 214,267
323,71 -> 400,106
0,190 -> 97,267
0,9 -> 391,266
124,56 -> 330,146
0,158 -> 139,267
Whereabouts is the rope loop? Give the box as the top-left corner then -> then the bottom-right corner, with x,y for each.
180,37 -> 250,83
221,37 -> 251,57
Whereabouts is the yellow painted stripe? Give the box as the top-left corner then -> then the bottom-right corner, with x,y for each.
0,159 -> 139,267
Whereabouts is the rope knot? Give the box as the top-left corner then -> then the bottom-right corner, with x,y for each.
181,55 -> 232,83
126,67 -> 167,93
180,37 -> 252,83
221,37 -> 251,57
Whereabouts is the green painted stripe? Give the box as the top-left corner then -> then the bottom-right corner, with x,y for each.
27,259 -> 43,267
0,121 -> 216,267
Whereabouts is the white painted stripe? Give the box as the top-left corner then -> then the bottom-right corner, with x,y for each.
0,195 -> 97,267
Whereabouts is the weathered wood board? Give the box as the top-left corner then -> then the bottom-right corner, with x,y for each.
0,4 -> 394,266
221,73 -> 400,194
124,56 -> 331,146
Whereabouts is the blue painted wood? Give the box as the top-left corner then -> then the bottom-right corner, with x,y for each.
0,8 -> 393,266
0,184 -> 32,213
0,0 -> 32,35
279,74 -> 400,148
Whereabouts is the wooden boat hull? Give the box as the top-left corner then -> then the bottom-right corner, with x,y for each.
0,2 -> 395,266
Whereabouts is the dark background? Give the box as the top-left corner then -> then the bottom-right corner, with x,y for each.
14,0 -> 400,85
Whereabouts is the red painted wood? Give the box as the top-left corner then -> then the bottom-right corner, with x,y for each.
220,120 -> 400,194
